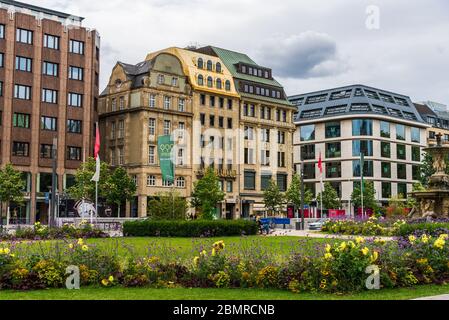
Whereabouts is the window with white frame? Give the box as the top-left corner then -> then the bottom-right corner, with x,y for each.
176,177 -> 185,188
110,148 -> 116,165
163,120 -> 171,135
177,148 -> 184,166
147,175 -> 156,186
69,40 -> 84,54
119,96 -> 125,110
158,74 -> 164,84
149,94 -> 156,107
178,122 -> 185,139
164,96 -> 171,110
178,98 -> 185,112
118,148 -> 124,165
111,98 -> 117,111
171,77 -> 178,86
111,122 -> 116,139
44,34 -> 59,50
68,92 -> 83,107
68,66 -> 83,81
42,89 -> 58,103
132,175 -> 138,187
148,146 -> 156,164
148,118 -> 156,136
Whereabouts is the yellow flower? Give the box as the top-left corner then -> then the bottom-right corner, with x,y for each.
421,234 -> 430,244
81,245 -> 89,251
434,238 -> 445,250
321,279 -> 327,284
325,244 -> 331,253
211,248 -> 216,256
408,235 -> 416,243
321,270 -> 329,276
361,247 -> 369,256
370,251 -> 379,263
348,241 -> 355,248
0,248 -> 4,255
193,256 -> 200,265
69,243 -> 74,249
101,279 -> 109,286
108,275 -> 114,282
331,280 -> 338,287
417,258 -> 428,265
200,250 -> 207,256
339,242 -> 347,251
439,234 -> 448,240
319,283 -> 326,289
3,248 -> 10,255
324,253 -> 333,260
355,236 -> 365,244
374,238 -> 386,245
77,238 -> 84,245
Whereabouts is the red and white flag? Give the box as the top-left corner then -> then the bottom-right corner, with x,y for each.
91,123 -> 101,182
318,152 -> 323,175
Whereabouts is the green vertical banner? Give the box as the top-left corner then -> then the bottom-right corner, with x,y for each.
360,153 -> 364,193
158,135 -> 175,183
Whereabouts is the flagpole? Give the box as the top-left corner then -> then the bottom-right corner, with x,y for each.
319,151 -> 323,218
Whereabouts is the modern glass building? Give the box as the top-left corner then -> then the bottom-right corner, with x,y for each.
289,85 -> 429,214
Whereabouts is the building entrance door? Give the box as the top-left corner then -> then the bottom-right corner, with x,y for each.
225,203 -> 235,220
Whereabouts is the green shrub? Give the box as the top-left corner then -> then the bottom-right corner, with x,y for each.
396,222 -> 449,237
123,219 -> 258,237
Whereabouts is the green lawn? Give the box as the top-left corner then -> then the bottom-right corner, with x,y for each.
1,284 -> 448,300
11,236 -> 334,263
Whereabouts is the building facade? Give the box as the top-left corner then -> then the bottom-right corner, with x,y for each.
289,85 -> 428,214
0,1 -> 100,224
415,101 -> 449,146
99,46 -> 295,218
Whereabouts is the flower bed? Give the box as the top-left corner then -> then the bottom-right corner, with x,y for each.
1,222 -> 109,241
123,219 -> 258,237
0,234 -> 448,293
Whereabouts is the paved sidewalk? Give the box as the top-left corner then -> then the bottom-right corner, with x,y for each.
412,294 -> 449,300
268,228 -> 394,241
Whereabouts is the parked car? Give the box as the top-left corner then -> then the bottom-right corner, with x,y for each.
308,218 -> 329,230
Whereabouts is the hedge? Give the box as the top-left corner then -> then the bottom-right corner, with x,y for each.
397,222 -> 449,237
123,219 -> 259,237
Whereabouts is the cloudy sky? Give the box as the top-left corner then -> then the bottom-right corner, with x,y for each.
25,0 -> 449,104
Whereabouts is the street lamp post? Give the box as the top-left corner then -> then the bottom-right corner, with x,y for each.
300,162 -> 305,230
50,137 -> 57,228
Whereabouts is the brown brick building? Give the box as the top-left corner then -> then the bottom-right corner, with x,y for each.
0,1 -> 100,224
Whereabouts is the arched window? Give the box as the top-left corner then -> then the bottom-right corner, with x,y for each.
176,177 -> 185,188
207,76 -> 213,88
225,80 -> 231,91
207,60 -> 213,71
198,74 -> 204,86
216,62 -> 222,73
216,78 -> 222,89
197,58 -> 203,69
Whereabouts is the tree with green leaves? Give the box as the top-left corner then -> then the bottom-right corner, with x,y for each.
190,168 -> 225,220
263,179 -> 285,215
148,190 -> 188,220
105,167 -> 136,217
286,174 -> 313,209
351,180 -> 378,211
418,151 -> 449,186
0,164 -> 25,227
67,157 -> 110,202
317,182 -> 341,210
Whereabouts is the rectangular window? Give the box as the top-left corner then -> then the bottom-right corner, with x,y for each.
42,89 -> 58,103
381,142 -> 391,158
219,97 -> 224,109
411,127 -> 420,143
200,113 -> 205,126
178,98 -> 185,112
68,93 -> 83,107
412,165 -> 420,180
14,84 -> 31,100
110,122 -> 116,139
303,163 -> 316,179
118,148 -> 124,165
148,118 -> 156,136
261,128 -> 270,142
412,146 -> 420,162
40,144 -> 53,158
119,96 -> 125,110
16,28 -> 33,44
67,119 -> 82,133
244,171 -> 256,190
15,56 -> 32,72
210,96 -> 215,107
44,34 -> 59,50
278,131 -> 286,144
300,124 -> 315,141
118,120 -> 125,138
326,142 -> 341,158
69,40 -> 84,54
69,66 -> 83,81
382,182 -> 391,199
0,53 -> 3,67
277,174 -> 287,192
200,94 -> 206,105
226,181 -> 233,193
261,150 -> 270,166
42,61 -> 58,76
244,126 -> 254,140
0,24 -> 4,39
301,144 -> 315,160
209,115 -> 215,127
380,121 -> 390,138
12,142 -> 29,157
352,119 -> 373,136
397,163 -> 407,180
397,183 -> 407,197
244,148 -> 254,164
381,162 -> 391,178
178,122 -> 185,139
325,122 -> 341,138
13,113 -> 30,128
218,116 -> 224,128
353,160 -> 374,177
149,94 -> 156,107
397,144 -> 406,160
147,175 -> 156,186
352,140 -> 373,156
148,146 -> 156,164
227,118 -> 233,129
163,120 -> 171,135
164,96 -> 171,110
67,147 -> 81,161
326,162 -> 341,178
396,124 -> 405,140
227,99 -> 232,110
277,151 -> 285,167
41,116 -> 57,131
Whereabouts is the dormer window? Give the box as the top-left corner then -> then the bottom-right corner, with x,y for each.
216,79 -> 222,89
242,65 -> 246,73
157,74 -> 165,84
216,62 -> 222,73
198,58 -> 203,69
225,80 -> 231,91
207,60 -> 213,71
